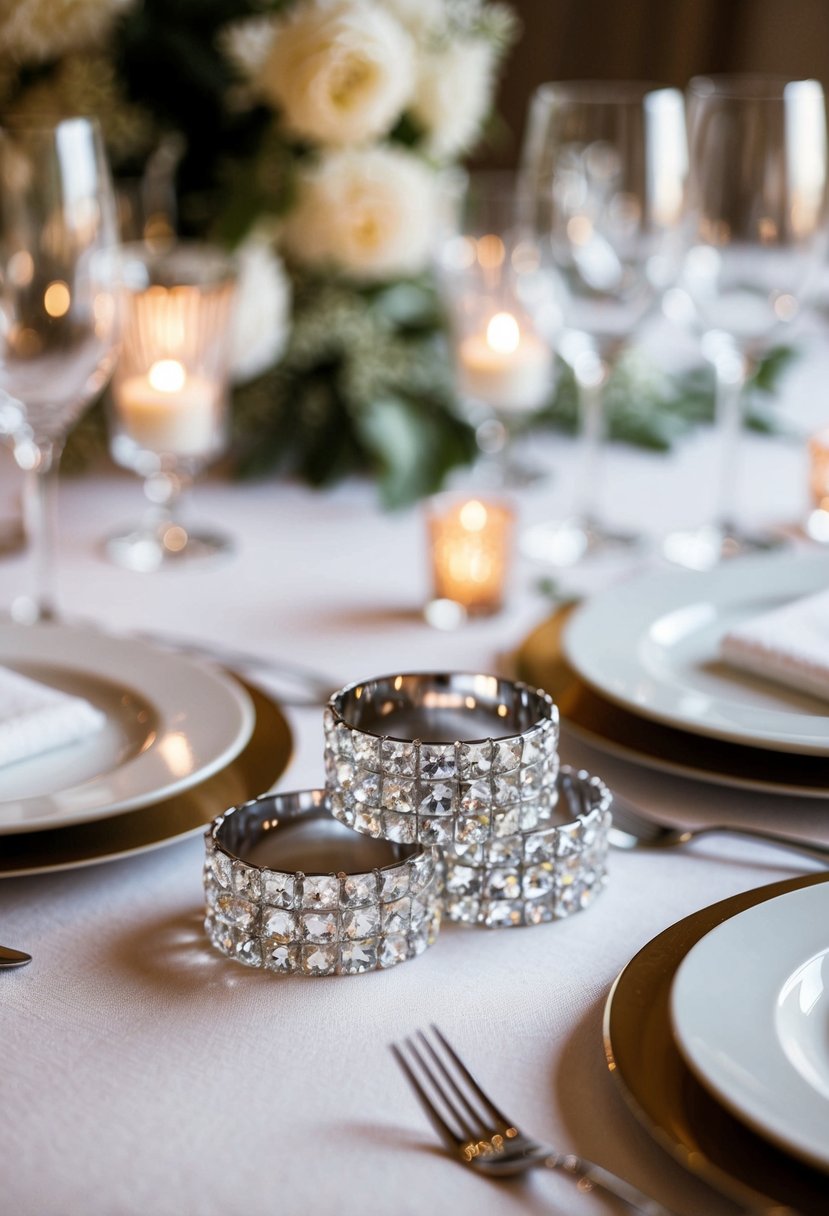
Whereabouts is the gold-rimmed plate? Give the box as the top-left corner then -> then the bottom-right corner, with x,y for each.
0,680 -> 291,877
604,872 -> 829,1215
515,607 -> 829,798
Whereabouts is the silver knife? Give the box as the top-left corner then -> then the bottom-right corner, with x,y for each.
0,945 -> 31,968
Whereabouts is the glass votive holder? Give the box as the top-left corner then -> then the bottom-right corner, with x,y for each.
425,493 -> 515,619
106,241 -> 237,571
806,428 -> 829,543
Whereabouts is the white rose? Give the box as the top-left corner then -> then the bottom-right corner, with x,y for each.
411,37 -> 496,160
282,146 -> 438,280
0,0 -> 135,63
260,0 -> 415,147
382,0 -> 447,39
230,234 -> 291,384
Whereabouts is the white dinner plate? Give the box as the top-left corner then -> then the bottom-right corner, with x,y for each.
0,621 -> 254,834
671,882 -> 829,1173
563,551 -> 829,754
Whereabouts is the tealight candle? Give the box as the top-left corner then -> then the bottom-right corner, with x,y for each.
115,358 -> 219,459
426,495 -> 515,615
457,312 -> 552,414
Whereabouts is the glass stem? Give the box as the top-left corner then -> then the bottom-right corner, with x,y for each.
18,440 -> 61,623
572,352 -> 610,527
711,350 -> 749,535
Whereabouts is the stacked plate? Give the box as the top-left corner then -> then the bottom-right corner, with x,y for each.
0,621 -> 292,877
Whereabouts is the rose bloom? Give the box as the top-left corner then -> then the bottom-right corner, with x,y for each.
411,37 -> 496,160
260,0 -> 415,147
282,146 -> 438,280
230,233 -> 291,384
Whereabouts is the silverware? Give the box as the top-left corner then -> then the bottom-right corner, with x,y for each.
608,796 -> 829,865
0,945 -> 31,968
392,1025 -> 681,1216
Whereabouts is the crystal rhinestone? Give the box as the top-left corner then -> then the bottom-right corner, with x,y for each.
382,811 -> 417,844
354,808 -> 382,837
301,944 -> 337,976
323,706 -> 336,735
446,896 -> 479,924
459,779 -> 491,815
520,764 -> 543,796
483,900 -> 524,928
556,823 -> 583,856
454,814 -> 490,845
445,865 -> 480,897
523,726 -> 549,767
381,867 -> 409,902
264,940 -> 298,973
333,756 -> 356,788
205,916 -> 234,955
448,839 -> 485,865
409,896 -> 430,930
523,862 -> 554,898
334,722 -> 354,758
216,894 -> 257,930
353,733 -> 380,769
383,777 -> 417,814
235,936 -> 262,967
458,740 -> 492,777
204,875 -> 221,909
379,935 -> 409,968
419,781 -> 456,816
301,911 -> 338,942
261,870 -> 296,908
485,836 -> 522,866
212,851 -> 232,890
519,802 -> 546,832
525,899 -> 554,925
409,924 -> 430,956
382,897 -> 411,934
418,817 -> 452,845
339,940 -> 378,975
491,805 -> 521,838
331,793 -> 356,827
525,830 -> 555,863
262,908 -> 296,942
492,772 -> 521,805
302,875 -> 340,910
232,862 -> 261,901
342,905 -> 380,939
410,851 -> 436,887
203,829 -> 215,855
485,868 -> 520,899
341,872 -> 377,907
381,738 -> 417,776
492,737 -> 523,772
419,743 -> 456,781
353,770 -> 381,805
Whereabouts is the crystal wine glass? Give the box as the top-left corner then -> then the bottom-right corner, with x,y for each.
0,118 -> 119,620
663,75 -> 829,569
519,81 -> 688,565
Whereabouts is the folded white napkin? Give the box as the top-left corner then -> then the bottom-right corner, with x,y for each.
0,666 -> 106,769
720,587 -> 829,703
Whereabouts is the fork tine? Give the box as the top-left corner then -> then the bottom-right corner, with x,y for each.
430,1025 -> 515,1131
391,1043 -> 470,1148
415,1030 -> 492,1136
404,1036 -> 481,1143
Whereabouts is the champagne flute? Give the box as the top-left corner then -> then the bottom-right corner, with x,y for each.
664,76 -> 829,569
520,81 -> 687,565
0,118 -> 119,620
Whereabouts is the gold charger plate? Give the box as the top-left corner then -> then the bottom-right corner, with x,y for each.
515,608 -> 829,798
604,872 -> 829,1215
0,680 -> 292,877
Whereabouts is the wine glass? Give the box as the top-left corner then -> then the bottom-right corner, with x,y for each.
519,81 -> 688,565
663,76 -> 829,569
0,118 -> 119,621
434,171 -> 555,489
106,242 -> 237,572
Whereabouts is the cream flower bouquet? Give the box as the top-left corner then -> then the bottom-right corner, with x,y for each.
0,0 -> 517,506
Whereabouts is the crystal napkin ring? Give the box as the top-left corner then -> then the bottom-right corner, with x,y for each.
442,767 -> 611,928
324,672 -> 560,845
204,789 -> 442,975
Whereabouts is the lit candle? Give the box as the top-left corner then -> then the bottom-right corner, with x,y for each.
115,358 -> 219,459
457,312 -> 552,414
427,495 -> 515,615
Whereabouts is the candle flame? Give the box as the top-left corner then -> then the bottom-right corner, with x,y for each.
459,499 -> 488,532
486,312 -> 520,355
148,359 -> 186,393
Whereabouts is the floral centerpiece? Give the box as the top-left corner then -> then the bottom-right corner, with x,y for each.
0,0 -> 518,506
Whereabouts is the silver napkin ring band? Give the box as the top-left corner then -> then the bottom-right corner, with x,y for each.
324,672 -> 560,845
441,767 -> 611,928
204,789 -> 442,975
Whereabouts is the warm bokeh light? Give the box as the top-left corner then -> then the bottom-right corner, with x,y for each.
43,280 -> 71,318
148,359 -> 186,393
486,311 -> 520,354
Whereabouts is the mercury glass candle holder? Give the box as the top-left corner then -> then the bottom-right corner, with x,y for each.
106,241 -> 237,571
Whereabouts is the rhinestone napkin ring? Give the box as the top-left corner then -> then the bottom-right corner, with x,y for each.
324,673 -> 560,845
204,789 -> 442,975
441,767 -> 611,928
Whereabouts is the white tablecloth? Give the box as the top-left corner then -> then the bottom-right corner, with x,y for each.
2,327 -> 829,1216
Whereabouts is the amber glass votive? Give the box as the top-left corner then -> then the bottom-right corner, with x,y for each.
426,494 -> 515,616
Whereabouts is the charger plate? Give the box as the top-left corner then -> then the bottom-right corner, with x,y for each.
0,680 -> 291,877
604,872 -> 829,1215
515,607 -> 829,797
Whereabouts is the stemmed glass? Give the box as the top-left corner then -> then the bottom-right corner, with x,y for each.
520,82 -> 688,565
663,76 -> 829,569
0,118 -> 120,621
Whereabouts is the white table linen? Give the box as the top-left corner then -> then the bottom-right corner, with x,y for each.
2,321 -> 829,1216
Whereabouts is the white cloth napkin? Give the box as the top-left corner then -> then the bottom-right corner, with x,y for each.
720,587 -> 829,702
0,666 -> 106,769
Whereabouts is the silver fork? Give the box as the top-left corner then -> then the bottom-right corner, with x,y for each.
607,795 -> 829,865
391,1025 -> 681,1215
